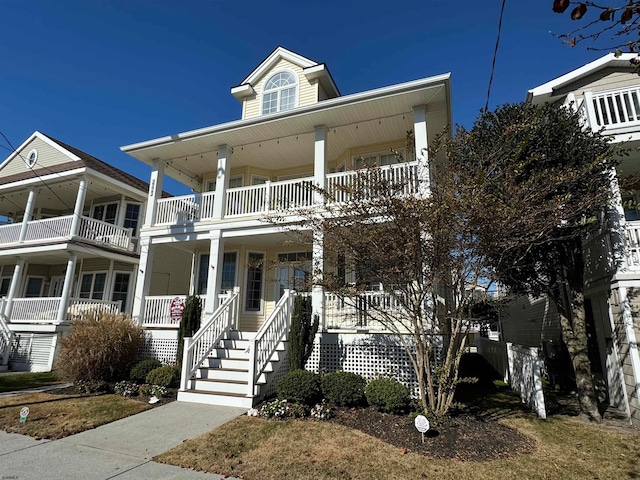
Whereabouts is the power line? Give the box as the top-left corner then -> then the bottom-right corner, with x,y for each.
485,0 -> 507,112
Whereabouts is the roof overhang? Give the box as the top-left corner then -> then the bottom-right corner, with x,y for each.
303,63 -> 340,98
526,53 -> 638,104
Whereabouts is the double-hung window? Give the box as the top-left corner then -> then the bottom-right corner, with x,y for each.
79,273 -> 107,300
262,71 -> 297,115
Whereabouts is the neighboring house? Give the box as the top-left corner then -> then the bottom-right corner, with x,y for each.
503,53 -> 640,422
121,46 -> 452,406
0,131 -> 150,372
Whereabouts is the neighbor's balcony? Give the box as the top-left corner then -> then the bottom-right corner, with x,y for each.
0,215 -> 134,252
152,162 -> 420,227
6,297 -> 122,324
581,86 -> 640,135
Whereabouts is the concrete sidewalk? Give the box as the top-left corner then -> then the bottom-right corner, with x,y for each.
0,401 -> 247,479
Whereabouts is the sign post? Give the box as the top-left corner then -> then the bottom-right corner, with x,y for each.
414,415 -> 430,443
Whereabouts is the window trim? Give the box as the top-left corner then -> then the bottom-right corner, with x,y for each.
91,201 -> 119,225
123,202 -> 142,237
244,250 -> 266,314
111,271 -> 132,312
77,271 -> 108,300
261,69 -> 298,116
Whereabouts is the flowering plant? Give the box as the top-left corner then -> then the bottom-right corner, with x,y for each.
310,399 -> 333,420
258,399 -> 308,419
114,380 -> 138,397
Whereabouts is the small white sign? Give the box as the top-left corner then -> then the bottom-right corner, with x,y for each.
20,406 -> 29,423
414,415 -> 430,433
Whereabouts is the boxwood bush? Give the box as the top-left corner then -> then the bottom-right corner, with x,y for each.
274,369 -> 322,405
130,357 -> 162,383
365,377 -> 409,414
321,371 -> 366,407
146,365 -> 180,388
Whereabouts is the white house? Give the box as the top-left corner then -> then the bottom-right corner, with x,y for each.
121,47 -> 452,406
502,53 -> 640,423
0,131 -> 150,372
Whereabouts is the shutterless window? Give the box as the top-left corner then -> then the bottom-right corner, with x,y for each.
0,277 -> 11,297
92,203 -> 118,224
79,273 -> 106,300
123,204 -> 140,236
221,252 -> 237,291
262,71 -> 297,115
25,277 -> 44,298
245,252 -> 265,311
111,273 -> 130,311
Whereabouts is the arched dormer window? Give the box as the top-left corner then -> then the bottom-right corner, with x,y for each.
262,71 -> 297,115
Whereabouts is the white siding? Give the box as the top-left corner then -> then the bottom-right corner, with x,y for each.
501,295 -> 562,347
0,136 -> 77,177
243,58 -> 317,119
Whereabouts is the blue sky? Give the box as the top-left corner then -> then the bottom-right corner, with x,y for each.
1,1 -> 606,194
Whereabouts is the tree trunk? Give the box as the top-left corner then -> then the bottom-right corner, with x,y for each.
555,293 -> 602,423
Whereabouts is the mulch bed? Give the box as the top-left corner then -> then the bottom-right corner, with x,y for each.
50,385 -> 178,406
329,406 -> 536,462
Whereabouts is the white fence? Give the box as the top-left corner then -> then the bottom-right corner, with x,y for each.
477,337 -> 546,419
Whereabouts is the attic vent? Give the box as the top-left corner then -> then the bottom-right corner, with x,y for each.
25,149 -> 38,168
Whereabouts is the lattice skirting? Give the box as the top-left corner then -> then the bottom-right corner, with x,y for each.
304,333 -> 420,395
138,331 -> 179,365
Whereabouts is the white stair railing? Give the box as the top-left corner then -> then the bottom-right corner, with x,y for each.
0,303 -> 13,366
246,289 -> 294,397
180,288 -> 239,391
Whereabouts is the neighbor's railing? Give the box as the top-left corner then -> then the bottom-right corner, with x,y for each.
8,297 -> 121,323
180,288 -> 239,391
625,223 -> 640,269
246,289 -> 294,397
0,215 -> 133,252
587,86 -> 640,130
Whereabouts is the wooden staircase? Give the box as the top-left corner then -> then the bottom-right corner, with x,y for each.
177,330 -> 286,408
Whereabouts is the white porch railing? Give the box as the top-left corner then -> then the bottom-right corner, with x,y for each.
588,86 -> 640,130
180,288 -> 239,391
9,297 -> 121,323
625,223 -> 640,269
0,215 -> 134,252
247,289 -> 294,397
324,291 -> 407,330
139,294 -> 213,327
149,161 -> 422,226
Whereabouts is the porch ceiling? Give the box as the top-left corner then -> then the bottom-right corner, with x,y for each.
122,75 -> 451,185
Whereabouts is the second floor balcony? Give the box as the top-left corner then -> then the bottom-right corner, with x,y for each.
0,215 -> 135,252
150,161 -> 421,227
579,86 -> 640,137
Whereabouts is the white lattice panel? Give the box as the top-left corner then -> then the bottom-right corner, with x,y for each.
138,332 -> 178,365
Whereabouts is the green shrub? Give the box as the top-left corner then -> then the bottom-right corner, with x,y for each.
177,295 -> 202,367
146,365 -> 180,388
130,357 -> 162,382
275,369 -> 322,405
365,378 -> 410,414
75,379 -> 110,394
321,371 -> 367,407
288,296 -> 318,370
57,313 -> 143,383
114,380 -> 138,397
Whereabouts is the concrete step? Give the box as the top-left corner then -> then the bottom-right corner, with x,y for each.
192,378 -> 252,395
178,390 -> 255,408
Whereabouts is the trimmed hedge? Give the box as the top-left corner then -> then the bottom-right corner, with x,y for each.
321,371 -> 366,407
365,378 -> 409,414
130,357 -> 162,383
146,365 -> 180,388
274,370 -> 322,405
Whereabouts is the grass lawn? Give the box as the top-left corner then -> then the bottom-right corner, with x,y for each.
156,397 -> 640,480
0,371 -> 62,393
0,391 -> 150,439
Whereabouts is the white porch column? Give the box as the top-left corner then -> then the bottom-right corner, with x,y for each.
205,230 -> 225,315
312,230 -> 325,330
131,236 -> 155,323
413,105 -> 430,196
56,253 -> 77,323
70,177 -> 87,237
143,160 -> 166,227
212,145 -> 231,220
18,187 -> 37,243
583,91 -> 598,129
618,286 -> 640,421
313,125 -> 328,204
3,258 -> 25,320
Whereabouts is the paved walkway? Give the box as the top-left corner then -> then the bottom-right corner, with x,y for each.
0,400 -> 247,479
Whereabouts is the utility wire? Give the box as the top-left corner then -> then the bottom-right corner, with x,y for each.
485,0 -> 507,112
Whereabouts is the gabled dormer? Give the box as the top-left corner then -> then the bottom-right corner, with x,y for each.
231,46 -> 340,120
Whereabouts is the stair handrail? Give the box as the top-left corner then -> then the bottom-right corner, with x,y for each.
246,289 -> 294,397
180,287 -> 239,391
0,302 -> 13,366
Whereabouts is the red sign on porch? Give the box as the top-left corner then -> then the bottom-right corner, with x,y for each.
170,297 -> 185,323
